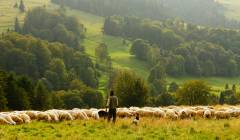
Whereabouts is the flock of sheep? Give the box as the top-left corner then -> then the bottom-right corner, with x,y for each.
1,106 -> 240,125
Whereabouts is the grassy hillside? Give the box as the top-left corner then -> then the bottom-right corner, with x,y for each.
66,9 -> 150,92
66,9 -> 150,77
0,0 -> 51,32
0,118 -> 240,140
0,0 -> 239,92
66,8 -> 240,90
218,0 -> 240,21
0,0 -> 149,93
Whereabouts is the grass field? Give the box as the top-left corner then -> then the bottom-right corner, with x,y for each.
1,1 -> 240,140
66,8 -> 150,92
0,0 -> 51,32
0,118 -> 240,140
66,8 -> 240,91
66,9 -> 150,78
218,0 -> 240,21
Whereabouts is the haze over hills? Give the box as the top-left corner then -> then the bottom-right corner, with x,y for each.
52,0 -> 240,29
1,0 -> 240,89
0,0 -> 240,111
218,0 -> 240,21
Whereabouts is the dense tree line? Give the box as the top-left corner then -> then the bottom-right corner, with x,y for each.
104,16 -> 240,77
108,69 -> 240,106
51,0 -> 240,28
0,70 -> 103,111
0,32 -> 98,89
0,7 -> 106,111
19,7 -> 85,50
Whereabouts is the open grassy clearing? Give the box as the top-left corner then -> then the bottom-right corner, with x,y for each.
66,8 -> 240,91
66,9 -> 150,79
66,8 -> 150,92
0,0 -> 51,32
0,118 -> 240,140
168,76 -> 240,91
218,0 -> 240,21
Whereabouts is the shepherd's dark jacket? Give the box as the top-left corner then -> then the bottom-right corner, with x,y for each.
107,96 -> 118,109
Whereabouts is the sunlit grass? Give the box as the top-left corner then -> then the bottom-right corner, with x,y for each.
218,0 -> 240,21
0,0 -> 51,32
0,118 -> 240,140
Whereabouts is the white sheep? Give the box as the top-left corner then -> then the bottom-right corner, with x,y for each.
37,112 -> 52,122
136,109 -> 154,117
81,109 -> 93,117
165,109 -> 178,120
67,110 -> 87,120
214,111 -> 231,119
79,110 -> 89,120
178,109 -> 191,119
18,113 -> 31,123
153,109 -> 166,118
72,109 -> 89,120
117,109 -> 133,118
55,110 -> 73,121
196,110 -> 205,118
0,113 -> 16,125
9,114 -> 24,124
91,111 -> 100,120
25,111 -> 38,120
203,110 -> 212,119
45,111 -> 59,122
0,116 -> 12,125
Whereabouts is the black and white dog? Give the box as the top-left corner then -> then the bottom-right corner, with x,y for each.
98,110 -> 108,119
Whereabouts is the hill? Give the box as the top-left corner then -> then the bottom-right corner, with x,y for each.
0,0 -> 52,32
52,0 -> 231,28
218,0 -> 240,21
66,8 -> 240,90
0,0 -> 240,92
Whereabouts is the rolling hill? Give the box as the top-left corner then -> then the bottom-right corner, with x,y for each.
0,0 -> 51,32
218,0 -> 240,21
0,0 -> 240,92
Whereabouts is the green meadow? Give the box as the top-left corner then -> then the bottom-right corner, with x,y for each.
0,0 -> 240,91
66,8 -> 240,92
218,0 -> 240,21
0,118 -> 240,140
0,0 -> 51,32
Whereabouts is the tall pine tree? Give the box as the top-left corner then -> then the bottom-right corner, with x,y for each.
0,86 -> 8,111
19,0 -> 25,13
34,80 -> 52,110
14,17 -> 21,33
5,74 -> 30,110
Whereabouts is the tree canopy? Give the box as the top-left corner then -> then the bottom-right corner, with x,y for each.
0,32 -> 98,89
22,7 -> 85,50
112,70 -> 149,107
52,0 -> 240,29
104,16 -> 240,77
176,80 -> 211,105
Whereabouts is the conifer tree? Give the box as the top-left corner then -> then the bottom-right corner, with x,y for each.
19,0 -> 25,13
14,17 -> 21,33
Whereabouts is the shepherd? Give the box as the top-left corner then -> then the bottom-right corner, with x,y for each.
106,90 -> 118,123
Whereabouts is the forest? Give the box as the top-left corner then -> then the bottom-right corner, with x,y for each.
104,16 -> 240,77
0,7 -> 104,110
51,0 -> 240,28
0,0 -> 240,111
